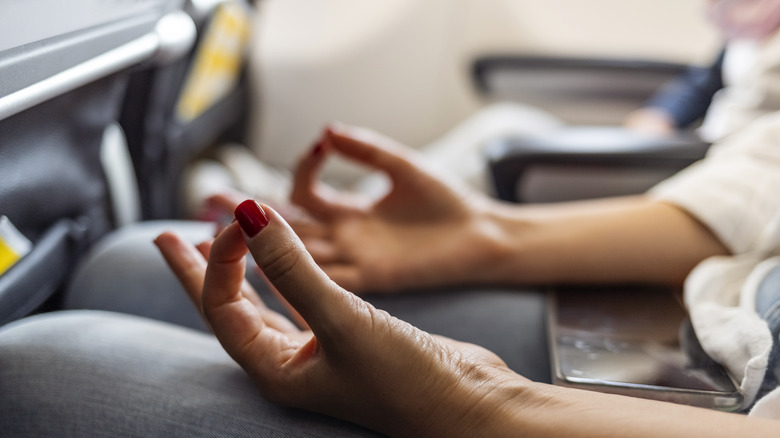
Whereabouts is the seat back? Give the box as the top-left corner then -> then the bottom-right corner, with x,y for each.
486,127 -> 710,203
120,0 -> 253,220
0,0 -> 190,325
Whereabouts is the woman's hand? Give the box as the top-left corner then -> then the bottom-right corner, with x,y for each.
156,201 -> 528,437
623,107 -> 676,136
202,123 -> 729,291
288,124 -> 508,293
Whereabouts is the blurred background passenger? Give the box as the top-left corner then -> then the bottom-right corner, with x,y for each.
361,0 -> 780,195
188,0 -> 780,210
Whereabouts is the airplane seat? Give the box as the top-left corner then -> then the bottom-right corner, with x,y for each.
0,0 -> 192,326
486,127 -> 710,203
119,0 -> 253,220
54,0 -> 258,326
472,56 -> 712,203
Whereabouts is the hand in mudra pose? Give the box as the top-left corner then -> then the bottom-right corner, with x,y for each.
156,201 -> 519,437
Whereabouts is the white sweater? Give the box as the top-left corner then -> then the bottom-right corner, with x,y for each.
651,111 -> 780,418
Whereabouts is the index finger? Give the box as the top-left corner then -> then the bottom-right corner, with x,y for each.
325,124 -> 421,182
206,191 -> 246,214
290,138 -> 359,221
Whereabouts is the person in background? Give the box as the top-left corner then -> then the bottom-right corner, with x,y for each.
189,0 -> 780,209
628,0 -> 780,138
357,0 -> 780,195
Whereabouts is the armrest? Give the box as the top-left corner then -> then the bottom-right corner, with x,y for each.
470,55 -> 691,126
472,55 -> 687,96
485,127 -> 709,203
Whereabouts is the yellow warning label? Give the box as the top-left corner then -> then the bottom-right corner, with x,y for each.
0,216 -> 30,276
0,238 -> 22,275
175,1 -> 252,123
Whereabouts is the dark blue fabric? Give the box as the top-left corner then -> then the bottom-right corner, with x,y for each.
645,49 -> 725,129
755,265 -> 780,404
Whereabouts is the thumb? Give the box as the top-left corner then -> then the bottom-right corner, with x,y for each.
234,200 -> 364,340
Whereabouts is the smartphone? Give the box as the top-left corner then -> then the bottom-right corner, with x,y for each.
547,286 -> 743,411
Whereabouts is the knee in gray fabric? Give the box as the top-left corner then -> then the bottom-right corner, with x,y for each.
64,221 -> 215,331
0,311 -> 382,438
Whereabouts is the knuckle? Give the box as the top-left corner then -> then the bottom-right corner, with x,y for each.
336,294 -> 379,335
259,239 -> 303,284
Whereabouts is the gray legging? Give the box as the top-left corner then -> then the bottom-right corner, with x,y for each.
0,221 -> 550,437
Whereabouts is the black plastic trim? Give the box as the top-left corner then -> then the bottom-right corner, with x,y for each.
472,55 -> 689,95
0,219 -> 85,325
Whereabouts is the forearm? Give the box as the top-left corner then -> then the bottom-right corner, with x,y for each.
479,380 -> 779,438
472,195 -> 728,286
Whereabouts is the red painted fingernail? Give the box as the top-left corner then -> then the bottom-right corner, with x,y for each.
311,140 -> 325,157
234,200 -> 269,238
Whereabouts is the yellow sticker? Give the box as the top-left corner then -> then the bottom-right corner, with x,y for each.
0,239 -> 22,275
175,1 -> 252,123
0,216 -> 31,275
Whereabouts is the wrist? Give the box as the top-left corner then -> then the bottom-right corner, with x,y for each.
429,369 -> 549,437
410,365 -> 538,438
465,199 -> 536,286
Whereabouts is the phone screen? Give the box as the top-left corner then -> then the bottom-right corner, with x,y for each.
549,286 -> 743,411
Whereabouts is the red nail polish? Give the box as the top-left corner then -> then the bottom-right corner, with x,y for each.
234,200 -> 269,237
312,141 -> 324,156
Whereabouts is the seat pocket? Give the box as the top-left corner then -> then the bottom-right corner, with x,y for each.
0,218 -> 87,325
